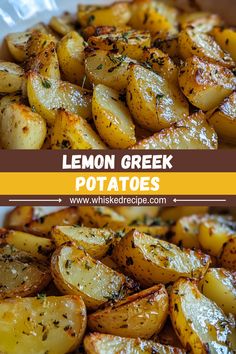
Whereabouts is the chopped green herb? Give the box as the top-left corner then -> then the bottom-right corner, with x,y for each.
41,78 -> 51,89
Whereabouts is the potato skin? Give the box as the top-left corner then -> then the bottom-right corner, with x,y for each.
4,206 -> 34,229
92,84 -> 136,148
0,62 -> 24,93
88,284 -> 168,339
0,103 -> 47,149
78,206 -> 126,229
170,278 -> 236,353
6,31 -> 31,62
0,295 -> 87,354
112,230 -> 211,286
211,27 -> 236,62
178,56 -> 235,111
51,109 -> 106,150
220,236 -> 236,270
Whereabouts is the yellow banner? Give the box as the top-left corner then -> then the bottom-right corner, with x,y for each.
0,172 -> 235,195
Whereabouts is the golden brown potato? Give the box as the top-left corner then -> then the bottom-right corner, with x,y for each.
85,49 -> 135,91
6,31 -> 31,62
127,64 -> 189,132
153,35 -> 179,58
129,1 -> 178,37
114,206 -> 159,224
77,3 -> 131,27
84,333 -> 186,354
51,244 -> 137,310
220,236 -> 236,270
0,61 -> 24,93
26,31 -> 56,58
178,56 -> 235,111
0,295 -> 87,354
88,284 -> 168,339
208,91 -> 236,144
5,206 -> 34,229
132,112 -> 218,149
51,109 -> 106,150
211,27 -> 236,62
78,206 -> 126,229
51,225 -> 115,259
88,29 -> 151,61
0,244 -> 51,298
179,28 -> 234,68
179,12 -> 222,33
170,278 -> 236,353
0,103 -> 47,149
200,268 -> 236,315
112,230 -> 211,286
92,84 -> 136,148
160,206 -> 209,222
57,31 -> 86,85
27,72 -> 92,126
49,13 -> 75,36
25,207 -> 80,236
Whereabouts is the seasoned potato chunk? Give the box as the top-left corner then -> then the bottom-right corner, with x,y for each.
112,230 -> 210,286
198,218 -> 236,257
49,13 -> 75,36
51,225 -> 115,259
51,110 -> 106,150
200,268 -> 236,315
85,49 -> 135,91
5,206 -> 34,229
178,56 -> 235,111
84,333 -> 186,354
51,244 -> 137,310
77,3 -> 131,27
0,295 -> 86,354
92,84 -> 136,148
129,1 -> 178,37
57,31 -> 86,85
179,28 -> 234,68
88,29 -> 151,61
6,31 -> 31,62
208,92 -> 236,144
127,64 -> 189,132
0,62 -> 24,93
211,27 -> 236,62
132,112 -> 218,149
179,12 -> 222,33
88,284 -> 168,339
78,206 -> 126,229
170,278 -> 236,353
114,206 -> 159,224
160,206 -> 209,222
27,72 -> 92,126
153,36 -> 179,58
0,103 -> 47,149
220,236 -> 236,270
0,244 -> 51,298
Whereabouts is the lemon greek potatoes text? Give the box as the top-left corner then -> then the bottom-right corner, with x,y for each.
0,205 -> 236,353
1,0 -> 236,149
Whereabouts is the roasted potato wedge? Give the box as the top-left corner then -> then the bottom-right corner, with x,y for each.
84,333 -> 186,354
92,84 -> 136,148
179,12 -> 222,33
153,35 -> 179,58
112,230 -> 210,286
211,27 -> 236,62
0,295 -> 86,354
0,103 -> 47,149
51,225 -> 115,259
51,109 -> 106,150
0,244 -> 51,298
178,56 -> 235,111
170,278 -> 236,353
26,32 -> 56,58
114,206 -> 159,224
127,64 -> 189,132
57,31 -> 86,85
132,112 -> 218,149
200,268 -> 236,315
129,1 -> 178,37
27,72 -> 92,126
116,225 -> 169,238
88,284 -> 168,339
208,91 -> 236,144
198,218 -> 236,257
85,49 -> 135,91
160,207 -> 209,222
5,206 -> 34,229
0,61 -> 24,93
88,29 -> 151,61
77,3 -> 131,27
51,244 -> 137,309
25,207 -> 80,236
220,236 -> 236,270
49,13 -> 75,36
179,28 -> 234,68
6,31 -> 31,62
78,206 -> 126,229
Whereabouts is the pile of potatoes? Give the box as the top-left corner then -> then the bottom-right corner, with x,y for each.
0,0 -> 235,149
0,205 -> 235,353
